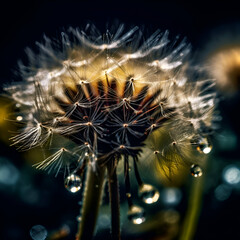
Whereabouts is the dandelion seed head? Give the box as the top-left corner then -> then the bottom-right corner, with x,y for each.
5,24 -> 217,178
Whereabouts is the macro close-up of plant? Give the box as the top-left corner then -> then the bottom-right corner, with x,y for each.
2,24 -> 217,240
2,1 -> 240,240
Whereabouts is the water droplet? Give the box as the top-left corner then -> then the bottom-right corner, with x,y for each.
0,157 -> 19,186
127,205 -> 145,224
76,215 -> 82,222
30,225 -> 47,240
16,115 -> 23,121
190,164 -> 203,177
139,184 -> 160,204
64,174 -> 82,193
162,188 -> 182,205
215,184 -> 232,201
195,136 -> 212,154
223,165 -> 240,185
126,193 -> 131,198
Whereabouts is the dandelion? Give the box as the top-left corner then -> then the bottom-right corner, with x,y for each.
5,24 -> 217,240
208,47 -> 240,95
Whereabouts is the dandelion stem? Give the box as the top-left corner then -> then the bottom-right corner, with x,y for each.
133,157 -> 143,186
76,163 -> 106,240
107,161 -> 121,240
178,174 -> 205,240
124,156 -> 133,207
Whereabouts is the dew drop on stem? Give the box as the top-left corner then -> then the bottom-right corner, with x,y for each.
64,174 -> 82,193
190,164 -> 203,177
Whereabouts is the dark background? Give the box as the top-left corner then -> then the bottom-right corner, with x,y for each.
1,1 -> 240,239
1,0 -> 240,84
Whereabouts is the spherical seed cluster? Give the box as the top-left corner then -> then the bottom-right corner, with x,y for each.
5,25 -> 217,178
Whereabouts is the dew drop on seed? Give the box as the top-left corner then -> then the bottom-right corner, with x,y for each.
190,164 -> 203,177
127,205 -> 145,224
16,115 -> 23,121
196,136 -> 212,154
139,184 -> 160,204
30,225 -> 47,240
64,174 -> 82,193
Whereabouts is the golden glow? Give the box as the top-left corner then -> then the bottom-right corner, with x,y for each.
0,107 -> 7,124
0,97 -> 15,144
209,47 -> 240,94
141,125 -> 204,187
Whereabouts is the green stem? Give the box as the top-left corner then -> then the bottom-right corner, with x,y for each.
107,163 -> 121,240
76,163 -> 106,240
178,175 -> 205,240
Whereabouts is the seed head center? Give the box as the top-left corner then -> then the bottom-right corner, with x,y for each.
87,122 -> 92,126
